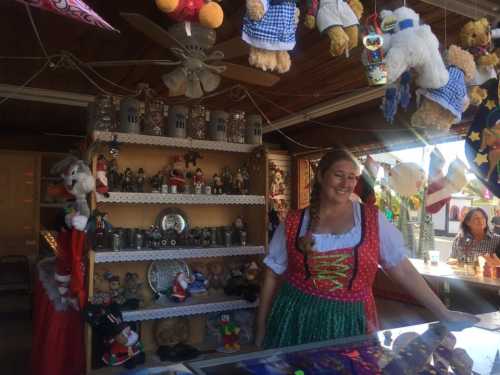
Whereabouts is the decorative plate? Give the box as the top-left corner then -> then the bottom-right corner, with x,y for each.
155,208 -> 189,235
147,260 -> 191,295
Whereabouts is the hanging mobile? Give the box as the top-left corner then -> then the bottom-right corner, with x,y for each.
362,12 -> 388,86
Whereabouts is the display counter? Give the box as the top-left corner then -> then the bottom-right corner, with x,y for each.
186,314 -> 500,374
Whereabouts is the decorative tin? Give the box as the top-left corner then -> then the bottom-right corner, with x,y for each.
170,185 -> 178,194
210,228 -> 217,246
119,97 -> 141,133
208,110 -> 229,141
240,230 -> 247,246
135,231 -> 144,250
93,95 -> 116,131
112,231 -> 121,251
189,105 -> 207,140
167,105 -> 188,138
245,114 -> 263,145
224,227 -> 232,247
227,111 -> 246,144
143,97 -> 165,136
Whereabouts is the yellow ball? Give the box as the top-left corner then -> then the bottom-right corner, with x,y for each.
199,2 -> 224,29
155,0 -> 179,13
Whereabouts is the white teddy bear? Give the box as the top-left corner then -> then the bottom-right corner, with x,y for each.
382,6 -> 449,89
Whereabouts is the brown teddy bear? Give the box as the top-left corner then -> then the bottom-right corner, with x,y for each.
459,18 -> 499,105
155,0 -> 223,29
411,45 -> 476,132
304,0 -> 363,57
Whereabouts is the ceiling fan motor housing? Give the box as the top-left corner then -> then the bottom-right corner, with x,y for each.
168,22 -> 216,54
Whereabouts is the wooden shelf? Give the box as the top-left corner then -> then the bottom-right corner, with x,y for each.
92,245 -> 265,263
93,131 -> 260,153
123,295 -> 258,322
96,192 -> 265,205
39,202 -> 65,208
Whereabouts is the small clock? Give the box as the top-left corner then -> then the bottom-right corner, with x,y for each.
155,208 -> 189,236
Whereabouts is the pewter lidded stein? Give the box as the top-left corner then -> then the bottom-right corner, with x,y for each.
167,105 -> 188,138
93,95 -> 116,131
189,105 -> 207,140
119,97 -> 141,133
228,111 -> 246,143
208,110 -> 229,141
143,97 -> 165,136
245,114 -> 263,145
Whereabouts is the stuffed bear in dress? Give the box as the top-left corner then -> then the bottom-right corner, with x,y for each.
459,18 -> 500,105
382,6 -> 448,89
242,0 -> 300,73
411,45 -> 476,132
155,0 -> 223,29
304,0 -> 364,57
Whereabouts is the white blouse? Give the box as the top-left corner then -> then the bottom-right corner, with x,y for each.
264,201 -> 408,275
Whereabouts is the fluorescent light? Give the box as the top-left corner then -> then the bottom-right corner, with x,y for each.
0,84 -> 94,107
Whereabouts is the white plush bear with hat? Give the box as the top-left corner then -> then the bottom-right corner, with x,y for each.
382,6 -> 449,89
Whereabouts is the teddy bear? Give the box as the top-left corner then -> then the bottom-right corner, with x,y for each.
155,0 -> 223,29
304,0 -> 363,57
382,6 -> 448,89
411,45 -> 476,132
242,0 -> 300,73
459,18 -> 500,105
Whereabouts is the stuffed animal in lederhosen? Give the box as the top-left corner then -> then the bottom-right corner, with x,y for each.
465,78 -> 500,197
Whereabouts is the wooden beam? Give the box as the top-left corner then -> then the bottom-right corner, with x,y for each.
262,86 -> 386,134
418,0 -> 500,19
0,84 -> 94,107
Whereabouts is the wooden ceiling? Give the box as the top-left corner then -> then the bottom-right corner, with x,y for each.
0,0 -> 497,153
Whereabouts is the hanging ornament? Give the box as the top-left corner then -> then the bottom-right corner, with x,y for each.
362,13 -> 387,86
465,78 -> 500,197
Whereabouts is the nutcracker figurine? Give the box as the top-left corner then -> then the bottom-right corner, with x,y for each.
219,314 -> 240,352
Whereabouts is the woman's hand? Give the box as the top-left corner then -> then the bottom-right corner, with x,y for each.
438,309 -> 479,330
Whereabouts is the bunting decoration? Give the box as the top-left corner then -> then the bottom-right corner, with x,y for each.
16,0 -> 117,32
465,79 -> 500,197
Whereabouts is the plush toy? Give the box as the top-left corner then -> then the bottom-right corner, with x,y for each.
388,162 -> 425,197
170,272 -> 192,302
426,158 -> 467,214
304,0 -> 363,57
411,45 -> 476,132
224,262 -> 260,303
242,0 -> 300,73
155,0 -> 223,29
382,6 -> 448,89
459,18 -> 500,105
218,314 -> 240,352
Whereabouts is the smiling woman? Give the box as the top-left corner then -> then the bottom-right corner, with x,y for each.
255,149 -> 479,349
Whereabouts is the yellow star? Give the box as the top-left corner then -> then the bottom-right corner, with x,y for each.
474,152 -> 488,166
485,100 -> 497,110
468,131 -> 481,142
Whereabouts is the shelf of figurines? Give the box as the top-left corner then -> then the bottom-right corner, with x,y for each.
92,246 -> 265,263
96,192 -> 266,205
122,295 -> 258,322
93,131 -> 260,154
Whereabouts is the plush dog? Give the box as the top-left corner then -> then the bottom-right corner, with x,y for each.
304,0 -> 363,57
155,0 -> 223,29
382,6 -> 448,89
242,0 -> 299,73
411,45 -> 476,132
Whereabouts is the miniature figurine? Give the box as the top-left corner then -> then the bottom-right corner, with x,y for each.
188,270 -> 209,296
208,262 -> 225,294
233,169 -> 245,195
150,172 -> 163,193
170,272 -> 191,302
232,216 -> 247,245
106,274 -> 126,305
219,314 -> 240,352
224,262 -> 260,303
96,154 -> 110,197
212,173 -> 223,194
123,272 -> 144,309
169,156 -> 186,193
147,225 -> 162,249
184,150 -> 203,169
107,158 -> 121,192
121,167 -> 135,192
193,168 -> 204,194
202,227 -> 211,247
221,167 -> 233,194
241,165 -> 250,194
87,209 -> 112,249
136,168 -> 146,193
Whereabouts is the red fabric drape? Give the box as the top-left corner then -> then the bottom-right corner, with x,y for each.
31,274 -> 85,375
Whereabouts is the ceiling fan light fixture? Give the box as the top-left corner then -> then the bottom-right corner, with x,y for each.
185,73 -> 204,99
162,67 -> 187,94
198,69 -> 221,93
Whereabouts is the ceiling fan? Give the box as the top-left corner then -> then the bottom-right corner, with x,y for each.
87,13 -> 280,98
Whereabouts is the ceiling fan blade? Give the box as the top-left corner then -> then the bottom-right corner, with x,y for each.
87,59 -> 179,67
120,12 -> 183,50
213,37 -> 249,60
219,62 -> 280,87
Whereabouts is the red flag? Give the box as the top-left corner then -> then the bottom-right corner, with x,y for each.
16,0 -> 118,32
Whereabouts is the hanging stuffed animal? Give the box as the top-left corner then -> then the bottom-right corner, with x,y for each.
304,0 -> 364,57
155,0 -> 224,29
411,45 -> 476,132
382,6 -> 448,89
388,162 -> 425,197
242,0 -> 300,73
459,18 -> 500,106
426,158 -> 467,214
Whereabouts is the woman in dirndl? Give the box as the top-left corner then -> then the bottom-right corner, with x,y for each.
256,150 -> 478,348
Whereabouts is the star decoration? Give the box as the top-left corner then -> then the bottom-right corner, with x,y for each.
468,131 -> 481,142
474,152 -> 488,166
485,100 -> 497,110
